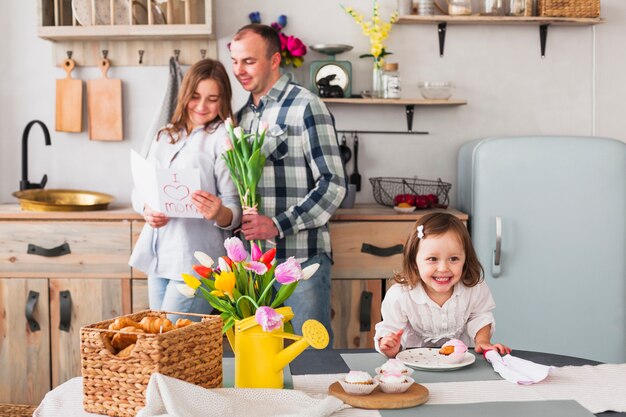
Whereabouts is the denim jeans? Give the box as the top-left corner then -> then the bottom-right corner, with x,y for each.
148,276 -> 213,323
278,253 -> 334,347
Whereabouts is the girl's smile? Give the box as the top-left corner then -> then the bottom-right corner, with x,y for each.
415,230 -> 466,306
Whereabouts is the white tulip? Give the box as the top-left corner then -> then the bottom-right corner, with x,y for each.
302,263 -> 320,280
175,284 -> 196,299
194,251 -> 214,268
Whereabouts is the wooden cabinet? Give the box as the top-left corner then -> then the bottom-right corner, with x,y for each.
0,208 -> 138,405
329,206 -> 468,349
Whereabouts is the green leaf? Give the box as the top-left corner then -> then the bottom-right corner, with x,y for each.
221,316 -> 235,334
198,287 -> 237,316
200,277 -> 215,290
271,281 -> 298,308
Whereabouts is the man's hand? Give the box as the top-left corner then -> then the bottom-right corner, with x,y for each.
241,213 -> 279,241
143,205 -> 169,228
379,329 -> 404,358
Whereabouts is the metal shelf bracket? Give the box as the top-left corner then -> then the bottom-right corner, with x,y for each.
540,24 -> 549,58
438,22 -> 447,57
406,105 -> 415,132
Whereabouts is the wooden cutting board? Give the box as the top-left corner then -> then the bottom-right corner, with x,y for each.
55,58 -> 83,132
328,381 -> 429,409
87,58 -> 123,141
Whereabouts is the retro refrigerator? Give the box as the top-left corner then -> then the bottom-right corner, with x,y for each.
458,136 -> 626,363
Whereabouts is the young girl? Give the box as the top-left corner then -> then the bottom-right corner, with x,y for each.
375,212 -> 511,358
129,59 -> 242,320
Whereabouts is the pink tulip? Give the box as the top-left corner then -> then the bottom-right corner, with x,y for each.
244,261 -> 268,275
251,242 -> 262,261
224,237 -> 248,263
287,36 -> 306,57
274,257 -> 303,284
255,306 -> 284,332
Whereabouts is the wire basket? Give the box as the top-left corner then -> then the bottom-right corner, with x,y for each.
369,177 -> 452,208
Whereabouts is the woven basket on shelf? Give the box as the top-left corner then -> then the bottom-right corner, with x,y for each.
81,310 -> 222,417
369,176 -> 451,208
0,403 -> 38,417
537,0 -> 600,17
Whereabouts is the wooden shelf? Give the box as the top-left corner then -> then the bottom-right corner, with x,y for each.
397,15 -> 604,26
396,14 -> 603,57
37,24 -> 213,42
322,98 -> 467,106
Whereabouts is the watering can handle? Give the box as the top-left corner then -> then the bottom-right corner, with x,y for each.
269,331 -> 303,341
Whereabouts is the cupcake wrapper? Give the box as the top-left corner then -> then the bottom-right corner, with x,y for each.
338,379 -> 379,395
375,376 -> 414,394
375,366 -> 415,377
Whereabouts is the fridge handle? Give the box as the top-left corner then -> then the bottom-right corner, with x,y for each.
492,216 -> 502,277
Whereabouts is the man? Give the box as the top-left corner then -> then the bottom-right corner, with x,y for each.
230,24 -> 346,343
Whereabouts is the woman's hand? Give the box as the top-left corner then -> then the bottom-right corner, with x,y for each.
475,341 -> 512,355
192,190 -> 223,220
143,205 -> 169,228
378,329 -> 404,358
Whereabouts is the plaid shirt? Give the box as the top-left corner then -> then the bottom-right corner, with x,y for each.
237,74 -> 347,262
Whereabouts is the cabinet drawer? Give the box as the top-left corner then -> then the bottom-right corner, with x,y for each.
331,221 -> 413,279
0,221 -> 130,278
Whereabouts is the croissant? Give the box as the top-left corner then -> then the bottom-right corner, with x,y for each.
139,316 -> 174,333
176,319 -> 193,329
108,317 -> 142,331
111,326 -> 145,350
116,343 -> 136,358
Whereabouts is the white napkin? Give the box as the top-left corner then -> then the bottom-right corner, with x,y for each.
484,350 -> 554,385
136,373 -> 345,417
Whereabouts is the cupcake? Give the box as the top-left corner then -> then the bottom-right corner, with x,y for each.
338,371 -> 379,395
375,358 -> 414,377
438,339 -> 468,364
374,372 -> 414,393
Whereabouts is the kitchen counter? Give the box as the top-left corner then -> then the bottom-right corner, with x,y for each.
0,203 -> 466,221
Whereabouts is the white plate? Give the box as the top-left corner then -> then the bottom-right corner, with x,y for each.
396,348 -> 476,371
72,0 -> 165,26
393,205 -> 416,213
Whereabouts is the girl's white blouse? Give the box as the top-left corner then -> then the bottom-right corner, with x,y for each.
374,281 -> 496,353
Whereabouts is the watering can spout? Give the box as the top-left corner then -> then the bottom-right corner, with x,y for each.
272,319 -> 330,372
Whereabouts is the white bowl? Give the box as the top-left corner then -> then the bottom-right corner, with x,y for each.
394,205 -> 416,213
418,81 -> 454,100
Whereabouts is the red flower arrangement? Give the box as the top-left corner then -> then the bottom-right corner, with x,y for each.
249,12 -> 307,68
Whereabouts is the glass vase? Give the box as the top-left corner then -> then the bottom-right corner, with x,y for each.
372,62 -> 384,98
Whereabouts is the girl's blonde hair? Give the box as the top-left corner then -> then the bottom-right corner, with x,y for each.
394,212 -> 484,288
159,58 -> 235,143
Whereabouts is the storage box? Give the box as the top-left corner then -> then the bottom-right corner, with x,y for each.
81,310 -> 222,417
537,0 -> 600,18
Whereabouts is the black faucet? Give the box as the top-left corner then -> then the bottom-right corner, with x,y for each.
20,120 -> 51,191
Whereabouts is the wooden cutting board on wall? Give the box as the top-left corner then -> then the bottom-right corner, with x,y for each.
87,58 -> 123,141
55,58 -> 82,132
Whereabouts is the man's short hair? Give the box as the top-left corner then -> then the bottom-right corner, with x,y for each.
233,24 -> 281,58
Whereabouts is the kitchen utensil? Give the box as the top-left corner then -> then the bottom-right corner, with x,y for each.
418,81 -> 454,100
55,58 -> 83,133
339,133 -> 352,165
350,133 -> 361,191
72,0 -> 166,26
328,381 -> 429,409
87,58 -> 123,141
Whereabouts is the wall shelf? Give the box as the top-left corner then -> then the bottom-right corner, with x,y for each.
396,14 -> 604,58
322,98 -> 467,134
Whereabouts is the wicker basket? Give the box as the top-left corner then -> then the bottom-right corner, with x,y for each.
369,176 -> 451,208
0,403 -> 38,416
537,0 -> 600,17
81,310 -> 222,417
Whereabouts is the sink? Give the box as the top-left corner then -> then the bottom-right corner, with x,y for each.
12,189 -> 115,211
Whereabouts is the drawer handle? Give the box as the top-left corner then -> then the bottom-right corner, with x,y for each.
361,243 -> 403,257
27,242 -> 71,257
59,290 -> 72,332
25,290 -> 41,332
359,291 -> 373,332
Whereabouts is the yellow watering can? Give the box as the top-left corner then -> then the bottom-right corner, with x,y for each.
226,306 -> 329,388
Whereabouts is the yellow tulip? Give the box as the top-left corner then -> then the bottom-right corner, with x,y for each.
215,271 -> 236,295
182,273 -> 201,289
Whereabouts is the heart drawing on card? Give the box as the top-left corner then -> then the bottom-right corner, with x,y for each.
163,184 -> 190,201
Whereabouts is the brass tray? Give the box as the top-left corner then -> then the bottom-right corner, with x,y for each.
12,189 -> 114,212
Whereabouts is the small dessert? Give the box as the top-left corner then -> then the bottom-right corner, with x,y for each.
375,372 -> 414,394
338,371 -> 379,395
438,339 -> 468,364
376,358 -> 414,376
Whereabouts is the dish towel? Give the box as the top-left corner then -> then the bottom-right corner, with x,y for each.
140,56 -> 184,156
136,373 -> 346,417
484,350 -> 554,384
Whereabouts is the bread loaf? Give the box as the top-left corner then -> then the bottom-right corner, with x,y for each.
139,316 -> 174,333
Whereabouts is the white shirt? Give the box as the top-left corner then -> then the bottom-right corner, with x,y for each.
374,281 -> 496,354
129,124 -> 242,280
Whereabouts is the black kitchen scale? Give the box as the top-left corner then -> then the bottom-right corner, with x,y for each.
309,44 -> 353,98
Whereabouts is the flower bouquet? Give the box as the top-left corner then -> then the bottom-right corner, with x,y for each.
249,12 -> 307,68
179,237 -> 319,334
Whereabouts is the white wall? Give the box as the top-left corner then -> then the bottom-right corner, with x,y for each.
1,0 -> 625,207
